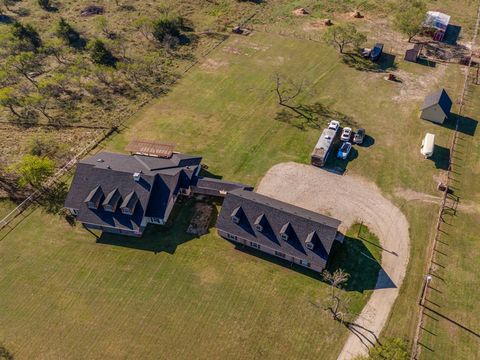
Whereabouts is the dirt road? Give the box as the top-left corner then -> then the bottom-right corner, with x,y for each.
257,162 -> 411,359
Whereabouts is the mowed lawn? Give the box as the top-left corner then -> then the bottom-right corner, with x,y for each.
416,67 -> 480,359
0,197 -> 381,359
0,24 -> 476,360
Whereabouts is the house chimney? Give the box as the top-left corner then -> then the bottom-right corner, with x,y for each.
133,172 -> 141,181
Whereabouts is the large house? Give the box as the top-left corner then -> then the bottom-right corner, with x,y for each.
215,189 -> 342,273
64,150 -> 203,237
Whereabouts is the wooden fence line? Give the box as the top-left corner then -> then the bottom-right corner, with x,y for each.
0,9 -> 262,233
411,3 -> 480,359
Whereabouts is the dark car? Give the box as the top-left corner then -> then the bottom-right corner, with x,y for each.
370,43 -> 384,62
353,128 -> 365,144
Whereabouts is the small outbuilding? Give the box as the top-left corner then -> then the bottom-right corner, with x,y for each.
405,44 -> 423,63
423,11 -> 451,41
420,89 -> 452,124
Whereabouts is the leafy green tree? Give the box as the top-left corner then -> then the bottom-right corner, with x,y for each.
1,0 -> 16,13
87,39 -> 116,66
5,52 -> 42,87
394,0 -> 426,42
0,87 -> 23,119
25,92 -> 54,122
29,135 -> 60,157
54,18 -> 80,45
10,154 -> 55,188
94,16 -> 114,38
42,38 -> 70,64
11,22 -> 42,50
354,338 -> 409,360
0,343 -> 14,360
322,23 -> 367,54
152,15 -> 183,44
133,16 -> 154,41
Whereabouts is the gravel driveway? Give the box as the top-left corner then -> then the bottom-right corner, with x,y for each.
257,162 -> 411,360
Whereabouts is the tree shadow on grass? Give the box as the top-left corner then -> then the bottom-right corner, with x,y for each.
342,52 -> 397,73
327,236 -> 395,292
0,14 -> 14,24
275,102 -> 359,131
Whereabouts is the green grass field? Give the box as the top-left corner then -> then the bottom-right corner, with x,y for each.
0,196 -> 381,359
1,1 -> 480,359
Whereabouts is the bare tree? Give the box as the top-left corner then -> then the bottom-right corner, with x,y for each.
322,269 -> 351,323
274,73 -> 311,120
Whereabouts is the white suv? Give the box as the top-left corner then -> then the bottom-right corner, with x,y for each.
328,120 -> 340,132
340,127 -> 352,142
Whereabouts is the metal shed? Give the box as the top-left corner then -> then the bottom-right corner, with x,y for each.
405,44 -> 423,63
420,89 -> 452,124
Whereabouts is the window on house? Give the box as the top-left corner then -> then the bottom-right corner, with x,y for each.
250,242 -> 260,249
227,233 -> 238,241
299,259 -> 311,268
255,224 -> 263,232
275,251 -> 286,258
232,216 -> 240,224
281,233 -> 289,241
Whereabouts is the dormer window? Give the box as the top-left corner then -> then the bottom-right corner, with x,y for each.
254,213 -> 267,232
120,191 -> 138,215
305,231 -> 318,250
102,188 -> 121,213
280,222 -> 293,241
231,206 -> 243,224
84,186 -> 103,210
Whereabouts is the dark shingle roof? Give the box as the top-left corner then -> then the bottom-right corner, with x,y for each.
215,189 -> 341,269
65,151 -> 202,233
121,191 -> 139,212
421,89 -> 452,114
191,177 -> 254,197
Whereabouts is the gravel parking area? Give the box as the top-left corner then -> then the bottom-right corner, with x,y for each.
257,162 -> 411,360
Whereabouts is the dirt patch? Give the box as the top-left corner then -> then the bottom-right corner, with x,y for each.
187,203 -> 214,236
394,187 -> 479,214
257,162 -> 410,359
394,187 -> 441,204
292,8 -> 309,17
198,267 -> 221,285
392,64 -> 447,104
199,58 -> 228,72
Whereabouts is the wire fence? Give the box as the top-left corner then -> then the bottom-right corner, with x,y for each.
0,9 -> 263,234
410,3 -> 480,359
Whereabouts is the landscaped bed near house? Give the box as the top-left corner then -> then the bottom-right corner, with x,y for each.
1,1 -> 480,359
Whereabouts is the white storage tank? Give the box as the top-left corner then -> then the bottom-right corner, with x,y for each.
421,133 -> 435,158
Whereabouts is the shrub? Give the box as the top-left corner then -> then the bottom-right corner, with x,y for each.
87,39 -> 116,66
